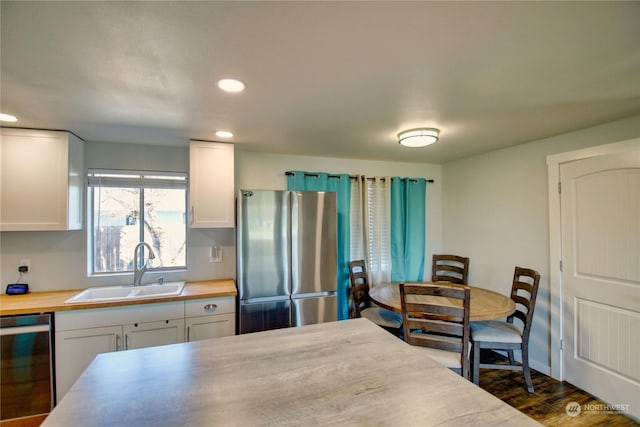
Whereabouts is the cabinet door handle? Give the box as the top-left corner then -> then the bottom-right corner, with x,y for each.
115,334 -> 121,351
186,325 -> 191,342
204,303 -> 217,313
125,334 -> 129,350
190,206 -> 195,225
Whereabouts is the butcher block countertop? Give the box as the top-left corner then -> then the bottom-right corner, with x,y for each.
0,279 -> 236,316
42,318 -> 540,427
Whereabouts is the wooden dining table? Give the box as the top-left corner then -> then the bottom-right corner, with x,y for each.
369,282 -> 515,321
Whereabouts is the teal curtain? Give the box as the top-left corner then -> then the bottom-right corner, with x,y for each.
390,177 -> 426,282
287,171 -> 351,320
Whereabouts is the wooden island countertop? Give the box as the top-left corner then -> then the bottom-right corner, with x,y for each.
42,318 -> 540,427
0,279 -> 236,316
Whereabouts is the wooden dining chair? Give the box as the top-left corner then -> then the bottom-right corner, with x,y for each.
400,282 -> 471,379
431,254 -> 470,285
348,260 -> 402,335
470,266 -> 541,392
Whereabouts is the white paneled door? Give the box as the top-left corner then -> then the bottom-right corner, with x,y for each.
560,148 -> 640,420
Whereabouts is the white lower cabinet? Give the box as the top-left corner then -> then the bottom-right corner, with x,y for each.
55,302 -> 185,401
55,297 -> 236,401
185,297 -> 236,341
55,325 -> 122,399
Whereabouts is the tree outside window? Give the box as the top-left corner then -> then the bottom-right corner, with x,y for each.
89,170 -> 187,275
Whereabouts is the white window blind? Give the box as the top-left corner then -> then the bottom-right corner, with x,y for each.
350,177 -> 365,261
88,169 -> 187,189
350,176 -> 391,286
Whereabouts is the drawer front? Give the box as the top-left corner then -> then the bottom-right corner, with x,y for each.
185,297 -> 235,317
55,301 -> 185,331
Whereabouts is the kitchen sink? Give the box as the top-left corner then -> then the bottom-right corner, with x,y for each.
129,283 -> 185,297
65,282 -> 185,303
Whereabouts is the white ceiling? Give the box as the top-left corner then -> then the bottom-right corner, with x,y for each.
2,1 -> 640,163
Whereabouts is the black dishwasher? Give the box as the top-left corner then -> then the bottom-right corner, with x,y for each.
0,313 -> 55,421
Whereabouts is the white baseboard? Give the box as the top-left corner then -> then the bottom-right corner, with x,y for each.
531,359 -> 551,376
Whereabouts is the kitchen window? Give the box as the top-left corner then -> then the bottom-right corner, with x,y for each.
88,169 -> 187,275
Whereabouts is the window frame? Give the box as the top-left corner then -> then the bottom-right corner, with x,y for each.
87,169 -> 188,277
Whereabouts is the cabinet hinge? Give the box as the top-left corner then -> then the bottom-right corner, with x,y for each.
558,182 -> 561,194
560,339 -> 564,350
560,260 -> 563,272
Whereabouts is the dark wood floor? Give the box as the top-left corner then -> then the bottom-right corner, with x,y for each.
477,351 -> 638,426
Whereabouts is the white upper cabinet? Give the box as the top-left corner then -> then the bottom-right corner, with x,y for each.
189,141 -> 234,228
1,128 -> 84,231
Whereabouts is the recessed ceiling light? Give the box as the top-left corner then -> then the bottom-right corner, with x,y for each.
0,113 -> 18,122
215,131 -> 234,138
217,78 -> 245,93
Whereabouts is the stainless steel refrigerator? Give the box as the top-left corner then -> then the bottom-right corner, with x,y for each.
237,190 -> 337,334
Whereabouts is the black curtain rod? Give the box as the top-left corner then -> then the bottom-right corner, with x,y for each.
285,171 -> 434,183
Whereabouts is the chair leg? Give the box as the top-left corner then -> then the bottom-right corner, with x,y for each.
522,345 -> 534,393
507,349 -> 515,365
472,342 -> 480,385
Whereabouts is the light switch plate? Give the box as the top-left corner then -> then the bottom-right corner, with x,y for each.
210,246 -> 223,263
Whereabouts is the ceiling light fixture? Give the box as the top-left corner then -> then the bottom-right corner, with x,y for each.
398,128 -> 439,147
217,78 -> 245,93
0,113 -> 18,122
215,130 -> 233,138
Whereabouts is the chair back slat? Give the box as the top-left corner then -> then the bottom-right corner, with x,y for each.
407,318 -> 464,336
512,294 -> 530,309
403,283 -> 467,298
410,333 -> 464,353
435,265 -> 464,274
513,281 -> 534,294
431,254 -> 470,285
400,282 -> 471,379
404,302 -> 463,319
510,310 -> 527,326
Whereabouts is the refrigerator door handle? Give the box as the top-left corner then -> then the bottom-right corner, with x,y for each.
243,295 -> 291,304
289,191 -> 298,295
291,291 -> 337,299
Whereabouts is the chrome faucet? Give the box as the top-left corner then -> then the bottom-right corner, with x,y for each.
133,242 -> 156,286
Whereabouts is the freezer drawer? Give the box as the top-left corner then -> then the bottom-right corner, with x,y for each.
292,294 -> 337,327
239,300 -> 291,334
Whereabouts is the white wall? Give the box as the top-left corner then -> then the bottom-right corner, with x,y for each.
0,143 -> 442,291
441,114 -> 640,374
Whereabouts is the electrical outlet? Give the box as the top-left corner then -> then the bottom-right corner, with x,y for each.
19,259 -> 30,273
